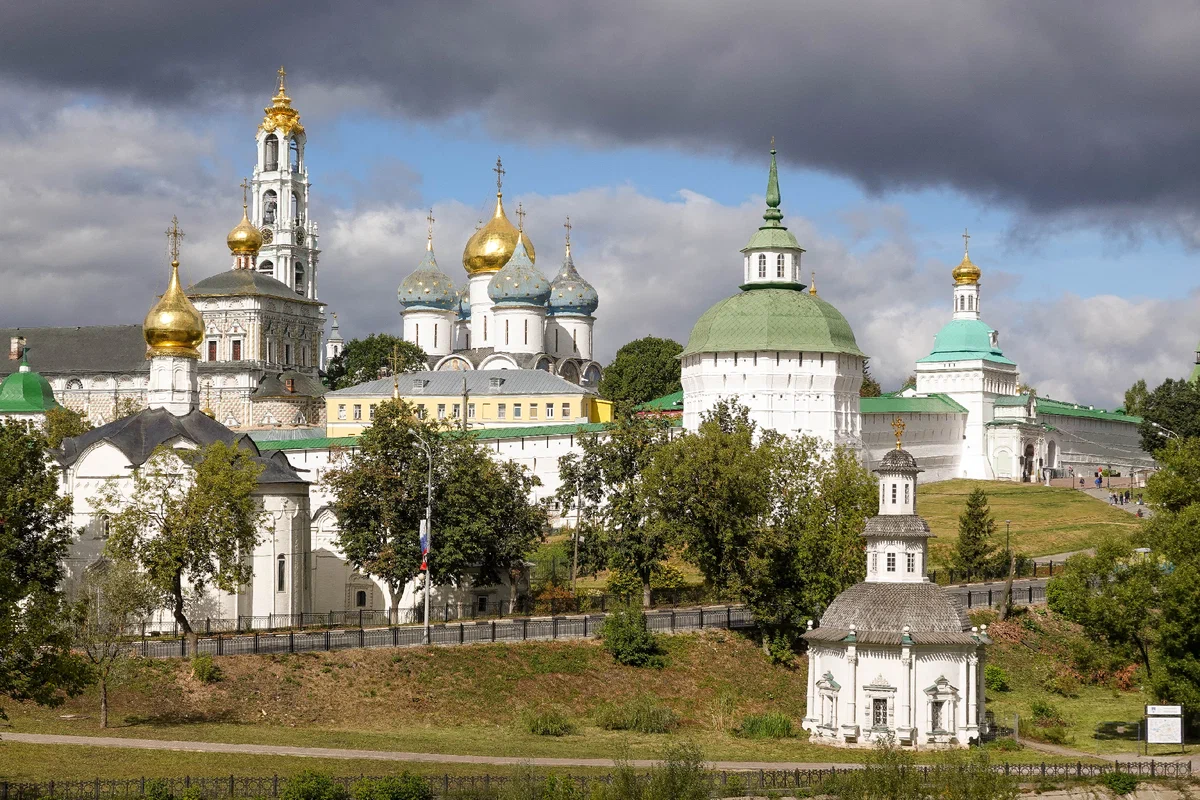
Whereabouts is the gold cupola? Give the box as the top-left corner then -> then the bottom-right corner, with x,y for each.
260,66 -> 304,137
462,157 -> 535,275
952,228 -> 982,285
227,204 -> 263,256
144,218 -> 205,359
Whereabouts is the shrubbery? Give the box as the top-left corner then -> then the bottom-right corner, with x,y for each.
983,664 -> 1010,692
351,775 -> 432,800
522,707 -> 577,736
594,695 -> 679,733
734,712 -> 795,739
1100,771 -> 1139,796
191,654 -> 222,684
282,772 -> 347,800
822,739 -> 1018,800
599,603 -> 664,668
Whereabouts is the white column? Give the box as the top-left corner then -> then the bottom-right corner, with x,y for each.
806,644 -> 818,722
846,632 -> 858,737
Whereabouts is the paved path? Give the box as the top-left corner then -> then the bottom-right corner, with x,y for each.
1019,737 -> 1195,766
1082,488 -> 1153,518
0,732 -> 857,771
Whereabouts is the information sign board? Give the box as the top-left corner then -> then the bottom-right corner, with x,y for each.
1147,715 -> 1183,745
1147,705 -> 1183,716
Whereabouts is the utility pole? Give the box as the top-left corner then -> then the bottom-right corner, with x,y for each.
571,479 -> 581,595
411,432 -> 434,645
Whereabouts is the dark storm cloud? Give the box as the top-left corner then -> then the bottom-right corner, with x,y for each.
6,1 -> 1200,219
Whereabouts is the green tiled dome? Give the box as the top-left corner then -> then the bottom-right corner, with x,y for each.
915,319 -> 1014,365
0,357 -> 60,414
682,287 -> 864,357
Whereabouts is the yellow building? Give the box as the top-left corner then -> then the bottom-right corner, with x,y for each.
326,369 -> 613,437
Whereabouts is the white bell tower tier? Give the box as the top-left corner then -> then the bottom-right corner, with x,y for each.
864,420 -> 932,584
250,67 -> 321,302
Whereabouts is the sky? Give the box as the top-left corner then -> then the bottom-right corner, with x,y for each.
2,1 -> 1199,406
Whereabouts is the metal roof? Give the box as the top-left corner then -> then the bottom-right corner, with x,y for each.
682,287 -> 864,358
0,326 -> 148,377
327,369 -> 593,399
860,393 -> 967,414
187,270 -> 322,305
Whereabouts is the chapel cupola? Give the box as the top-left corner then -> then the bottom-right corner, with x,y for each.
144,217 -> 202,416
227,179 -> 263,270
864,418 -> 933,584
740,140 -> 806,289
951,229 -> 982,321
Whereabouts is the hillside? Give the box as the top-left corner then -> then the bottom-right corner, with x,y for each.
919,480 -> 1139,567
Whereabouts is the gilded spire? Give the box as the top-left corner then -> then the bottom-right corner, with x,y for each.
227,178 -> 263,257
892,416 -> 906,450
952,227 -> 982,285
763,138 -> 783,226
463,157 -> 534,274
426,208 -> 435,251
144,217 -> 204,359
563,216 -> 572,256
260,65 -> 304,136
809,270 -> 817,296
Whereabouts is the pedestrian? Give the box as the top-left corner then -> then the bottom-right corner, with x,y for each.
1079,477 -> 1085,488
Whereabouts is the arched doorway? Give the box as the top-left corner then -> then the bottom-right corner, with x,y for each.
1022,443 -> 1036,482
1047,440 -> 1057,470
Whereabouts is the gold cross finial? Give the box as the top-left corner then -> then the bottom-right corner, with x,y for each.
165,215 -> 185,264
426,208 -> 435,249
277,66 -> 287,92
891,417 -> 906,450
563,216 -> 572,246
239,177 -> 249,209
516,202 -> 526,232
809,270 -> 817,296
962,227 -> 970,257
493,156 -> 505,194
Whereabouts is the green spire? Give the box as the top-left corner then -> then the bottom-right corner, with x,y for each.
763,141 -> 783,226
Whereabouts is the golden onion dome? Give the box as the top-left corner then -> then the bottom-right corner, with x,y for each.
226,205 -> 263,255
952,253 -> 982,285
144,260 -> 205,359
462,194 -> 535,275
259,66 -> 304,137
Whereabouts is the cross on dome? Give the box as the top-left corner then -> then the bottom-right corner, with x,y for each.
516,203 -> 526,232
239,177 -> 249,208
892,416 -> 906,450
563,216 -> 572,246
493,157 -> 505,194
962,228 -> 971,257
426,208 -> 435,249
277,66 -> 287,93
165,215 -> 185,264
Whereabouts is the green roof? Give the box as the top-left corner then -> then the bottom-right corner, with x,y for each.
915,319 -> 1015,365
256,436 -> 360,451
682,287 -> 865,358
859,393 -> 968,415
637,390 -> 684,412
252,421 -> 640,452
993,394 -> 1142,424
0,360 -> 60,414
744,226 -> 802,251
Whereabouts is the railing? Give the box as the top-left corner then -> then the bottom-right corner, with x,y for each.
929,558 -> 1060,585
127,604 -> 753,659
949,583 -> 1047,610
2,762 -> 1190,800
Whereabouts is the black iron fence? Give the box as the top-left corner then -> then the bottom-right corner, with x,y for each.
2,761 -> 1190,800
128,604 -> 754,659
948,583 -> 1047,610
930,558 -> 1061,585
144,589 -> 732,638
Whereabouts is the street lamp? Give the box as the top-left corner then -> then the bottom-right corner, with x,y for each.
1147,421 -> 1179,440
410,432 -> 434,645
1005,520 -> 1011,569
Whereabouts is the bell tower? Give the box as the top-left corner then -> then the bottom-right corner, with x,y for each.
250,67 -> 321,301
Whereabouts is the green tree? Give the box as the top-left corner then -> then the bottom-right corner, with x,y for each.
1124,378 -> 1150,417
73,559 -> 157,727
44,406 -> 92,449
900,374 -> 917,391
557,412 -> 672,606
860,361 -> 882,398
951,488 -> 997,580
325,400 -> 545,615
1138,377 -> 1200,452
95,441 -> 265,653
326,334 -> 428,390
0,421 -> 90,718
598,336 -> 683,409
1046,537 -> 1159,674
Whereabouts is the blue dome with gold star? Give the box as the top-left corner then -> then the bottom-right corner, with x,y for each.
548,245 -> 598,316
487,238 -> 550,307
457,287 -> 471,319
398,241 -> 457,311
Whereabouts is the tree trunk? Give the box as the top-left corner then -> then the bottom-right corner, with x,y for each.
1135,634 -> 1152,677
99,676 -> 108,729
641,578 -> 652,609
507,565 -> 524,615
171,571 -> 197,655
386,583 -> 401,624
998,555 -> 1016,621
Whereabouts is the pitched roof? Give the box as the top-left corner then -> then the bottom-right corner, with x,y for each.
187,270 -> 322,305
994,394 -> 1142,424
55,407 -> 305,485
637,390 -> 684,412
862,515 -> 933,539
252,370 -> 327,399
860,393 -> 967,415
0,326 -> 148,377
327,369 -> 593,399
811,581 -> 970,635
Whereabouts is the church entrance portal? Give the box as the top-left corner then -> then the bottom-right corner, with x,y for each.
1022,443 -> 1035,482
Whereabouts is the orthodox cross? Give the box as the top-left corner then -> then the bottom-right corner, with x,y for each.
166,216 -> 185,263
240,177 -> 249,208
516,203 -> 526,232
962,228 -> 971,257
892,416 -> 906,450
426,208 -> 435,244
563,216 -> 572,246
493,157 -> 505,193
277,66 -> 287,92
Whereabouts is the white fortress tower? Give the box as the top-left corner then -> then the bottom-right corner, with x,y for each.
680,144 -> 865,446
914,232 -> 1019,478
250,68 -> 321,301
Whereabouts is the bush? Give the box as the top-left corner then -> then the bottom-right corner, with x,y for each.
1100,771 -> 1139,796
594,695 -> 680,733
764,632 -> 797,666
983,737 -> 1021,752
351,775 -> 432,800
984,664 -> 1010,692
522,707 -> 577,736
498,770 -> 586,800
191,654 -> 222,684
600,603 -> 665,668
735,712 -> 795,739
283,772 -> 348,800
1044,671 -> 1081,697
645,742 -> 709,800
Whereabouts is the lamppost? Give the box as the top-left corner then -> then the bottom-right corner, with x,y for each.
1005,520 -> 1011,569
410,432 -> 434,645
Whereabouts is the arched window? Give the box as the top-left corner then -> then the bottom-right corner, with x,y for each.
414,323 -> 419,346
66,378 -> 83,390
276,555 -> 286,592
99,516 -> 111,538
433,324 -> 439,349
288,138 -> 300,173
355,590 -> 367,608
777,254 -> 786,278
264,135 -> 279,171
757,253 -> 767,278
262,190 -> 278,225
258,259 -> 274,276
291,192 -> 300,225
967,295 -> 974,311
504,319 -> 510,346
294,262 -> 305,294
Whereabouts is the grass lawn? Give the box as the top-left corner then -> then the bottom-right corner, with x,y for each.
919,480 -> 1140,568
974,607 -> 1181,758
3,631 -> 1087,779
